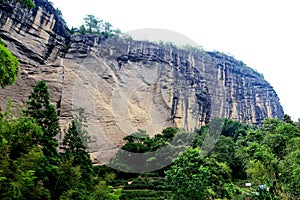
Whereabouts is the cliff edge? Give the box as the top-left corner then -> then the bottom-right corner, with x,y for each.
0,0 -> 284,163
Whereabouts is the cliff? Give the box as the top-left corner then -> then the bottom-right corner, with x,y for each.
0,0 -> 284,163
0,0 -> 66,113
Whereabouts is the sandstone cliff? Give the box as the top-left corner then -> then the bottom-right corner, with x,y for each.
0,0 -> 284,163
0,0 -> 66,114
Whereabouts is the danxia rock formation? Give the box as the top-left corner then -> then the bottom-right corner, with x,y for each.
0,0 -> 284,163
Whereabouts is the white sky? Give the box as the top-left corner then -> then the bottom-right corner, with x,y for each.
50,0 -> 300,120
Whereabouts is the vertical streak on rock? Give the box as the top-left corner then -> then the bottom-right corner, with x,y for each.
0,1 -> 284,163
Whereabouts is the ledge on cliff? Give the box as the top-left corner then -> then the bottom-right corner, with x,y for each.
0,1 -> 284,163
0,0 -> 67,65
33,0 -> 68,37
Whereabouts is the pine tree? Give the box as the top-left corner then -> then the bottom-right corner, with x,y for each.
25,80 -> 59,158
83,14 -> 101,34
60,108 -> 94,188
24,81 -> 60,198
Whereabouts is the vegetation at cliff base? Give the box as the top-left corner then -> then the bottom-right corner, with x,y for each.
1,80 -> 300,199
108,117 -> 300,199
0,81 -> 121,200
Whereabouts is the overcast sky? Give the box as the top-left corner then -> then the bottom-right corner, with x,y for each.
50,0 -> 300,120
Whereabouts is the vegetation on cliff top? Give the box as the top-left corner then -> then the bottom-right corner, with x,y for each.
67,14 -> 122,39
0,0 -> 35,9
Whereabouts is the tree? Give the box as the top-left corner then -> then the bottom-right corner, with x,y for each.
203,157 -> 234,198
0,41 -> 19,88
77,15 -> 121,38
50,158 -> 83,200
122,129 -> 150,153
262,118 -> 283,133
283,114 -> 293,124
83,14 -> 101,34
0,111 -> 45,199
165,147 -> 212,199
161,126 -> 178,140
221,119 -> 253,141
209,136 -> 235,165
60,108 -> 94,188
102,22 -> 114,38
263,133 -> 286,159
25,81 -> 59,158
104,22 -> 112,33
209,135 -> 246,180
112,28 -> 122,38
24,80 -> 60,198
280,150 -> 300,198
78,25 -> 86,35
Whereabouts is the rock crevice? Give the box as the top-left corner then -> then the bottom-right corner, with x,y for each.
0,1 -> 284,163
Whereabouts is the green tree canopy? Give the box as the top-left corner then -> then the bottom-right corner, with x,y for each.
0,110 -> 45,199
25,80 -> 59,158
84,14 -> 101,34
24,81 -> 61,198
165,147 -> 212,200
60,108 -> 94,188
74,14 -> 122,38
0,42 -> 19,88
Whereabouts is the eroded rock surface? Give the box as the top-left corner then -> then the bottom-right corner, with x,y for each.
0,0 -> 284,164
0,0 -> 66,114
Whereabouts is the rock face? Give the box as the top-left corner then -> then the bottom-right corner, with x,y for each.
0,1 -> 284,163
0,0 -> 66,112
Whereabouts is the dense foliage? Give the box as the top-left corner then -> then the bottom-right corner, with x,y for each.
0,41 -> 19,88
109,117 -> 300,199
